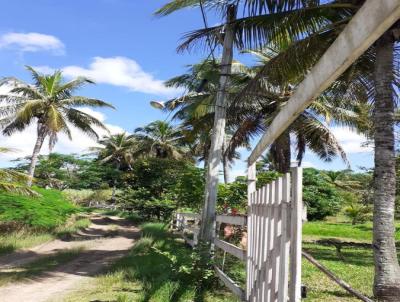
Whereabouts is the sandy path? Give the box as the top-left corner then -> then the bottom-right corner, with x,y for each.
0,215 -> 139,302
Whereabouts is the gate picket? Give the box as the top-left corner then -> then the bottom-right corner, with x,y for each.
246,167 -> 303,302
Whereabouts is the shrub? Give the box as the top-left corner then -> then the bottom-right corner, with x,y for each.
217,181 -> 247,213
303,168 -> 343,220
117,188 -> 176,220
0,188 -> 77,230
63,189 -> 94,205
63,189 -> 113,205
344,203 -> 372,225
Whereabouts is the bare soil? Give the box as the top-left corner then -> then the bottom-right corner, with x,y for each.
0,214 -> 139,302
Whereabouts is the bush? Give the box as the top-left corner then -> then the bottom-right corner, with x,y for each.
63,189 -> 113,205
63,189 -> 94,205
344,203 -> 372,225
0,188 -> 77,230
117,188 -> 176,220
217,181 -> 247,213
303,168 -> 343,220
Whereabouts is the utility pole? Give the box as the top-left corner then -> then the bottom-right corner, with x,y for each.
199,4 -> 236,244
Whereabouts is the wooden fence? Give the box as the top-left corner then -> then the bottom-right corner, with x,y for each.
246,167 -> 303,302
172,167 -> 303,302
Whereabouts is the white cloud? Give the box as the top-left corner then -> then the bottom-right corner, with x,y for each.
300,161 -> 315,168
331,126 -> 372,154
0,32 -> 65,54
35,56 -> 180,96
0,108 -> 125,166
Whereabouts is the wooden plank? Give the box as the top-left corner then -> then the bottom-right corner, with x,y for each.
176,212 -> 200,219
246,163 -> 256,300
261,184 -> 270,301
278,173 -> 291,302
271,177 -> 283,301
182,233 -> 196,248
216,215 -> 247,226
215,265 -> 246,301
289,167 -> 303,302
214,238 -> 246,261
255,186 -> 262,301
185,225 -> 200,233
302,251 -> 374,302
266,181 -> 275,299
248,0 -> 400,165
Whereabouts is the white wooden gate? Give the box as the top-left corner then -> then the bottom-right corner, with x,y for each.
172,167 -> 303,302
247,167 -> 303,302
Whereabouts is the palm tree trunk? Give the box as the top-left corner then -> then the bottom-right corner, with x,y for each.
199,4 -> 236,244
222,135 -> 229,184
272,130 -> 291,173
373,31 -> 400,301
111,162 -> 121,202
27,123 -> 47,187
223,155 -> 229,184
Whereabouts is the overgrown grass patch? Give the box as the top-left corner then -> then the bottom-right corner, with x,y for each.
0,246 -> 84,286
0,187 -> 78,230
62,223 -> 240,302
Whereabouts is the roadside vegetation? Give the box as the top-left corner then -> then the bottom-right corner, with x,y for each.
0,0 -> 399,301
62,223 -> 239,302
0,187 -> 90,255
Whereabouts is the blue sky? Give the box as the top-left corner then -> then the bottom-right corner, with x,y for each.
0,0 -> 373,178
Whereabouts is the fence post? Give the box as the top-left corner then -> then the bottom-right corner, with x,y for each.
289,167 -> 303,302
246,162 -> 256,301
279,173 -> 291,302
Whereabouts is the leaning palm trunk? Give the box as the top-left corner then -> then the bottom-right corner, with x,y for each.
199,4 -> 236,243
27,123 -> 47,187
373,32 -> 400,301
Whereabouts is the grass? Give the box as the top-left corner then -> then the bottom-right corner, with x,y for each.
62,223 -> 240,302
0,246 -> 84,286
214,220 -> 400,301
99,209 -> 144,225
302,220 -> 400,301
303,220 -> 400,242
0,215 -> 91,256
302,242 -> 379,301
0,187 -> 78,229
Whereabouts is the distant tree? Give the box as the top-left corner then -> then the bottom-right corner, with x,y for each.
0,66 -> 114,186
90,133 -> 137,200
303,168 -> 343,221
133,121 -> 189,160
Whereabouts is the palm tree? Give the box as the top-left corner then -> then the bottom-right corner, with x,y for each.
90,133 -> 137,201
166,59 -> 348,174
0,147 -> 37,195
165,60 -> 245,182
0,66 -> 114,186
133,120 -> 190,160
157,0 -> 400,297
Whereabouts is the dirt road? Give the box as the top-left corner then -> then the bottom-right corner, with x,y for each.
0,215 -> 139,302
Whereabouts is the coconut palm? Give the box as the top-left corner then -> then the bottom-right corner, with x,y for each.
133,120 -> 190,160
90,133 -> 137,201
157,2 -> 400,295
165,59 -> 348,174
0,147 -> 37,195
92,133 -> 137,169
0,66 -> 114,186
